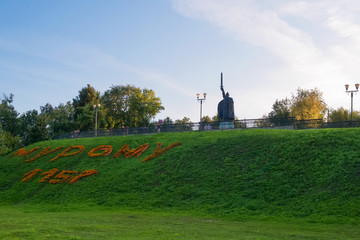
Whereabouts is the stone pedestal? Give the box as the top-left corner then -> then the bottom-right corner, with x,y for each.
219,121 -> 234,129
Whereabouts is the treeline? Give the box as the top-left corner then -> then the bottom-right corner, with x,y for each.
1,85 -> 357,154
264,88 -> 359,122
0,84 -> 168,154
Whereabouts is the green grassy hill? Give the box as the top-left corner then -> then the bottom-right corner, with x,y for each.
1,128 -> 360,222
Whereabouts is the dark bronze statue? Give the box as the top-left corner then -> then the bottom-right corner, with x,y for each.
217,73 -> 235,121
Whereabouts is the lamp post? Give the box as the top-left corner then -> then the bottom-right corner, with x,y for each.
196,93 -> 206,130
93,103 -> 101,136
345,83 -> 359,126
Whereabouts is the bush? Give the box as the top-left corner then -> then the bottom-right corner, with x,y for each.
0,131 -> 21,155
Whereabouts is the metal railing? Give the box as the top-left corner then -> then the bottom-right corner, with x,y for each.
294,119 -> 360,129
53,117 -> 360,140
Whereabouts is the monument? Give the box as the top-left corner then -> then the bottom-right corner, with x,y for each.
217,73 -> 235,129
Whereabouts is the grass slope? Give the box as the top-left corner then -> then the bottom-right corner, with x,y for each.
1,128 -> 360,222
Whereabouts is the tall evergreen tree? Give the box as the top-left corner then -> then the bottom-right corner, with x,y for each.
72,84 -> 100,120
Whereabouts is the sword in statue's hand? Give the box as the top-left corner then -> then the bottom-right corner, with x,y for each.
220,72 -> 224,91
220,72 -> 226,98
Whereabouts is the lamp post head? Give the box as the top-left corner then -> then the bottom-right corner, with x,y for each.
356,83 -> 360,90
203,93 -> 207,99
196,93 -> 200,99
345,84 -> 349,91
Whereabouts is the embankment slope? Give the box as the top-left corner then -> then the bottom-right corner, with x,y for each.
1,129 -> 359,221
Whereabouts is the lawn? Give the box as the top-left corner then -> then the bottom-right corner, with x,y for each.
2,129 -> 360,239
0,205 -> 359,240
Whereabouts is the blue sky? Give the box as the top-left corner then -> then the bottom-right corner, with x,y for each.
2,0 -> 360,122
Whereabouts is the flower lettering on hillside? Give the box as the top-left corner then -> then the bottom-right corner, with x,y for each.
88,145 -> 113,157
22,169 -> 42,182
69,170 -> 98,184
15,142 -> 181,185
113,144 -> 149,158
26,147 -> 63,163
11,142 -> 180,163
51,145 -> 85,162
142,142 -> 181,162
49,170 -> 79,184
22,168 -> 98,184
39,168 -> 59,183
12,147 -> 40,158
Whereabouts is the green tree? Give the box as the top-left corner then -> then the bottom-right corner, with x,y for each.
211,115 -> 220,122
174,117 -> 193,131
201,116 -> 211,123
101,85 -> 164,128
0,123 -> 21,155
19,110 -> 50,145
101,85 -> 134,128
290,88 -> 327,120
174,117 -> 191,124
329,107 -> 360,122
0,94 -> 19,135
130,88 -> 164,126
40,103 -> 54,115
73,84 -> 100,120
77,104 -> 104,131
263,98 -> 293,127
163,117 -> 173,125
48,102 -> 77,136
269,98 -> 292,119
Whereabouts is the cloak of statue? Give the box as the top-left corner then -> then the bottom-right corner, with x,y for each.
217,73 -> 235,121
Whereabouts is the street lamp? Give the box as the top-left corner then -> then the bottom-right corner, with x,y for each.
93,103 -> 101,136
345,83 -> 359,126
196,93 -> 206,129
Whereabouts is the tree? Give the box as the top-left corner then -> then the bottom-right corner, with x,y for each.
101,85 -> 134,128
211,115 -> 220,122
73,84 -> 100,120
163,117 -> 173,125
40,103 -> 54,115
76,104 -> 105,131
329,107 -> 360,122
268,98 -> 292,119
0,123 -> 21,155
19,110 -> 50,145
263,98 -> 293,126
174,117 -> 191,124
49,102 -> 77,136
201,116 -> 211,123
0,94 -> 19,135
174,117 -> 193,131
130,88 -> 165,126
290,88 -> 326,120
77,105 -> 95,131
101,85 -> 164,128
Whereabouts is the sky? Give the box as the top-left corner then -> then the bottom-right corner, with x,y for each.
2,0 -> 360,122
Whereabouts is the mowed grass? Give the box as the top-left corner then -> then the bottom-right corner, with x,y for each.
2,128 -> 360,239
1,205 -> 359,240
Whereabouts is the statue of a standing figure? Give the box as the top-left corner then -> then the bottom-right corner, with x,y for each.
217,73 -> 235,121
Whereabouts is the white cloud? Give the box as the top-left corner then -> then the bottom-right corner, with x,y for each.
172,0 -> 360,114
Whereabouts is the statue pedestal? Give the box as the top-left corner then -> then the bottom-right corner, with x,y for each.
219,121 -> 234,129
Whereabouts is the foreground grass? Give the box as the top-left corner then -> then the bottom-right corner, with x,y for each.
2,128 -> 360,224
0,205 -> 359,240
